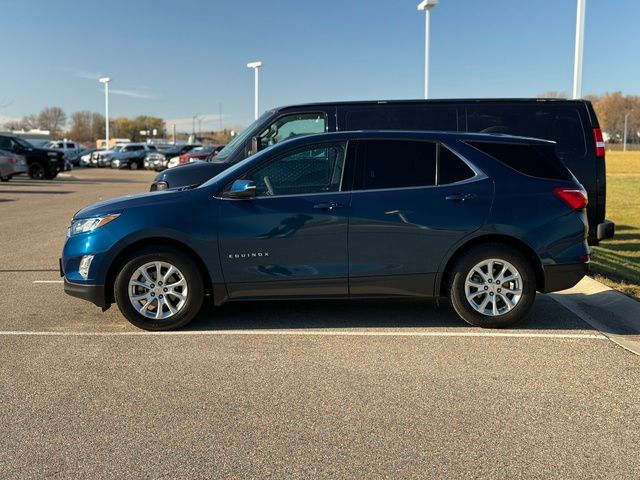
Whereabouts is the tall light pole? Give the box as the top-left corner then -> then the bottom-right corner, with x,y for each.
247,61 -> 263,120
572,0 -> 586,99
623,112 -> 630,152
192,113 -> 198,138
99,77 -> 111,149
417,0 -> 438,99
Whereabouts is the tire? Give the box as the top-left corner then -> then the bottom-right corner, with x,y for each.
28,162 -> 46,180
448,243 -> 536,328
114,247 -> 204,331
129,161 -> 139,170
1,175 -> 10,182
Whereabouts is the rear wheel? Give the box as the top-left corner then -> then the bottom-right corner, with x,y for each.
129,161 -> 139,170
28,162 -> 46,180
449,243 -> 536,328
0,175 -> 11,182
114,247 -> 204,330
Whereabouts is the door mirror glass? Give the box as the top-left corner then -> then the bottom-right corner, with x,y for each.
225,179 -> 257,199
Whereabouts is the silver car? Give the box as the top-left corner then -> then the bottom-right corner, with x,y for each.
0,149 -> 28,181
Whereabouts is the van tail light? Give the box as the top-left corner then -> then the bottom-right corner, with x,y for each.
553,187 -> 588,211
593,128 -> 605,157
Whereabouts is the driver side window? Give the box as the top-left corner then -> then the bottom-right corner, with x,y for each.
258,113 -> 327,149
245,142 -> 347,197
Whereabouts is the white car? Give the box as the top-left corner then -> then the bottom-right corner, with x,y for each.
0,149 -> 28,181
44,140 -> 80,160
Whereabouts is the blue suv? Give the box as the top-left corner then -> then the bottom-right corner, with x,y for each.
61,131 -> 589,330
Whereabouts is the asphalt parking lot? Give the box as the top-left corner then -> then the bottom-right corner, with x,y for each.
1,169 -> 640,478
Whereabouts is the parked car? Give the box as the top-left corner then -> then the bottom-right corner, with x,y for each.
61,130 -> 589,331
0,134 -> 65,179
0,149 -> 28,181
91,145 -> 125,167
110,144 -> 158,170
44,140 -> 81,161
144,144 -> 201,171
165,145 -> 223,169
150,99 -> 614,246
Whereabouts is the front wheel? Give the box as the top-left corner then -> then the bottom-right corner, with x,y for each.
0,175 -> 11,182
114,247 -> 204,330
449,244 -> 536,328
129,161 -> 139,170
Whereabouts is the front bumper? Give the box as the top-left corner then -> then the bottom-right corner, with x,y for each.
542,262 -> 589,293
64,277 -> 107,308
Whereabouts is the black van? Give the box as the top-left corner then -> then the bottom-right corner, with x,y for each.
151,99 -> 614,245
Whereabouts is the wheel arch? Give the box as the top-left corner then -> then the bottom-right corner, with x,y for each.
104,237 -> 214,305
436,234 -> 545,297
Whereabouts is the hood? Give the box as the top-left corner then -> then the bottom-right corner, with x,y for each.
154,160 -> 231,188
29,147 -> 63,157
74,189 -> 186,219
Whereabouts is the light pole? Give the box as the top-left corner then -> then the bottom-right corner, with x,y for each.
192,113 -> 199,138
572,0 -> 586,99
417,0 -> 438,100
623,112 -> 630,152
99,77 -> 111,149
247,61 -> 263,120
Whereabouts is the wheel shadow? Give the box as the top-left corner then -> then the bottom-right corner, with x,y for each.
185,294 -> 593,332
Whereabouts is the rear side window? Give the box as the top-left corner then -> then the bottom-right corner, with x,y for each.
439,146 -> 475,184
466,105 -> 587,159
346,106 -> 458,132
356,140 -> 437,190
467,141 -> 573,180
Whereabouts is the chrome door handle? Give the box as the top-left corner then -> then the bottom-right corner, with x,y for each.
445,193 -> 477,203
313,202 -> 344,210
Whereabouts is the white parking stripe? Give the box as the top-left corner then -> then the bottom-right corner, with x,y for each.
0,330 -> 607,339
33,280 -> 64,284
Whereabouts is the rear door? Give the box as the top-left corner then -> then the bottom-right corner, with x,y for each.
347,139 -> 493,297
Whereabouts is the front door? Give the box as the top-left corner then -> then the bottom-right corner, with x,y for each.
218,141 -> 351,299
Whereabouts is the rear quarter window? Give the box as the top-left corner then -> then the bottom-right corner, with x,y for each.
466,141 -> 573,181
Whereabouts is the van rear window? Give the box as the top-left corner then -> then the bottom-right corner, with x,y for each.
466,141 -> 573,181
465,105 -> 587,159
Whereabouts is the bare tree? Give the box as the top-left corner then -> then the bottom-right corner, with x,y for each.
38,106 -> 67,137
3,120 -> 23,131
536,91 -> 568,99
592,92 -> 640,143
20,114 -> 39,131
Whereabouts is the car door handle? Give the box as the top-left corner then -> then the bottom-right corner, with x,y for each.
313,202 -> 344,210
445,193 -> 477,203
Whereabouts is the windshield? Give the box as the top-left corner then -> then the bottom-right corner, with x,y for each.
215,111 -> 272,161
14,137 -> 33,148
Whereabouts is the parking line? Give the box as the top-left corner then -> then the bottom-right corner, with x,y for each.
0,330 -> 607,339
33,280 -> 64,284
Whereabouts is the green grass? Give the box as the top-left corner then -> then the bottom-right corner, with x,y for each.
590,151 -> 640,299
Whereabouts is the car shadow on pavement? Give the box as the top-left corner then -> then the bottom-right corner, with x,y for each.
185,294 -> 593,332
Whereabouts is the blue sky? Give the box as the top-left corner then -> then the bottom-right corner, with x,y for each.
0,0 -> 637,132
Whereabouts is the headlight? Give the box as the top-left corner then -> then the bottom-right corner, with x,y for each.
68,214 -> 120,236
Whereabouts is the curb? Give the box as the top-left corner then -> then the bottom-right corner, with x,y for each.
550,276 -> 640,356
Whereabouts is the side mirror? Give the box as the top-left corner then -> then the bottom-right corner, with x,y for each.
225,179 -> 256,199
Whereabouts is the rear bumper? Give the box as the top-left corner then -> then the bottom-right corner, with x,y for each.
597,219 -> 615,241
542,262 -> 589,293
64,277 -> 108,308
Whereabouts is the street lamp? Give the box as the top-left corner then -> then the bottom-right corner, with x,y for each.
99,77 -> 111,149
247,61 -> 263,120
417,0 -> 438,99
572,0 -> 586,99
192,113 -> 199,138
623,112 -> 630,152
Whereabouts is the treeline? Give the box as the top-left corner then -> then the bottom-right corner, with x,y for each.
3,106 -> 165,143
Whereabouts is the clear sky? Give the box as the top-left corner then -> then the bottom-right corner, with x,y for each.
0,0 -> 637,132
